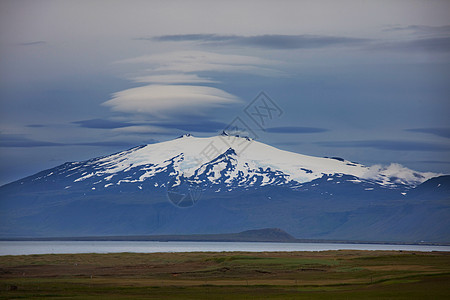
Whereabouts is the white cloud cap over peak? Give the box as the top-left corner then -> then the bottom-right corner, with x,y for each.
103,84 -> 240,118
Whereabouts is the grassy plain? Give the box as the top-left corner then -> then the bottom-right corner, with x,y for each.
1,250 -> 449,299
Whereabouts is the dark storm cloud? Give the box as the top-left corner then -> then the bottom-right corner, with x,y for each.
73,118 -> 135,129
316,140 -> 450,152
149,34 -> 369,49
406,128 -> 450,139
0,134 -> 62,147
266,126 -> 329,134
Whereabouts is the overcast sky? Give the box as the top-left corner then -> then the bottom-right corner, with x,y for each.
1,0 -> 449,185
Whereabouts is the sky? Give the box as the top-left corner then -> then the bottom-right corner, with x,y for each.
0,0 -> 449,185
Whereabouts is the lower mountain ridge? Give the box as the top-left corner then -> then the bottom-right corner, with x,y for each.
0,134 -> 448,243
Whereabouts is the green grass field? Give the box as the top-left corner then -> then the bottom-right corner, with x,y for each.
1,250 -> 449,299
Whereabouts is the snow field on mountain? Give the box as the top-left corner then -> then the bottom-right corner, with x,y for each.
64,135 -> 439,188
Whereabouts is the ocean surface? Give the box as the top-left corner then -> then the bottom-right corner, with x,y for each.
0,241 -> 449,255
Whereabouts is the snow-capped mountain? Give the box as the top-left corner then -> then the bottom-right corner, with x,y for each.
1,134 -> 448,241
16,133 -> 438,193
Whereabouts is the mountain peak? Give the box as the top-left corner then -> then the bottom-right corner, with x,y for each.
220,130 -> 252,141
177,133 -> 193,139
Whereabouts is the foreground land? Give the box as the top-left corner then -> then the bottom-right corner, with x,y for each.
1,250 -> 449,299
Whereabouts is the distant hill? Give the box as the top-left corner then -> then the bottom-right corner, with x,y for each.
2,228 -> 297,243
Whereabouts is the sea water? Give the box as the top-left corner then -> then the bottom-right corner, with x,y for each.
1,241 -> 449,255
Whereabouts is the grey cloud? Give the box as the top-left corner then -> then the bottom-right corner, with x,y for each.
266,126 -> 328,134
152,120 -> 228,133
73,118 -> 135,129
0,133 -> 152,148
18,41 -> 46,46
406,128 -> 450,139
73,140 -> 157,147
273,141 -> 303,146
236,35 -> 368,49
417,160 -> 450,164
369,36 -> 450,53
73,118 -> 228,133
151,32 -> 450,53
150,34 -> 369,49
384,25 -> 450,36
26,124 -> 46,128
316,140 -> 450,152
0,134 -> 62,147
144,34 -> 235,42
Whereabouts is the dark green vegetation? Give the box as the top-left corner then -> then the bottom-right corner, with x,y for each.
1,250 -> 449,299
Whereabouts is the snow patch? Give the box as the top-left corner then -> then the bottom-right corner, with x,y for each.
45,135 -> 438,192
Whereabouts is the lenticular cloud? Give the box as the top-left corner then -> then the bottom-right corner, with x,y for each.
103,84 -> 240,117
